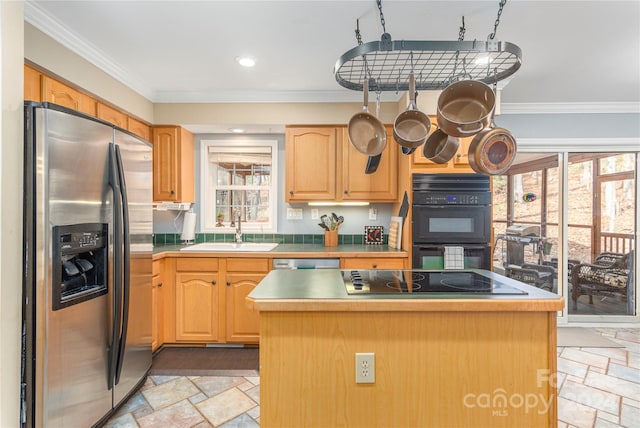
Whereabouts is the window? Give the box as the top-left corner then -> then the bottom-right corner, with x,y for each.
200,140 -> 278,233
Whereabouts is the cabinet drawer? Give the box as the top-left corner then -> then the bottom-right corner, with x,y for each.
176,257 -> 219,272
227,258 -> 269,272
342,258 -> 406,270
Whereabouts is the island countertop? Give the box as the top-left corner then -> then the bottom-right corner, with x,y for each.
247,268 -> 564,312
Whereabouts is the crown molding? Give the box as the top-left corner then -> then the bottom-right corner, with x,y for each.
24,1 -> 154,100
517,138 -> 640,152
501,102 -> 640,115
151,90 -> 402,104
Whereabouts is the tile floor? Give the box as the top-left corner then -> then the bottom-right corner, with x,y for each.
106,328 -> 639,428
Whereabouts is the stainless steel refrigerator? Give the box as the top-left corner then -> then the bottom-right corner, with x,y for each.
21,102 -> 153,427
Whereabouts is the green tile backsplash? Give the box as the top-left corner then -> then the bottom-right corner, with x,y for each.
153,233 -> 387,246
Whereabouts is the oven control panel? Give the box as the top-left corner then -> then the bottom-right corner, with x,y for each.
413,192 -> 491,205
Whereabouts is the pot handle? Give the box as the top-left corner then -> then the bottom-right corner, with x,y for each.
362,80 -> 370,112
409,73 -> 417,110
457,123 -> 484,135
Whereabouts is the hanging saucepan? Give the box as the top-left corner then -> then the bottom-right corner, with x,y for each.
422,128 -> 460,164
393,73 -> 431,150
437,80 -> 495,138
348,80 -> 387,156
468,126 -> 517,175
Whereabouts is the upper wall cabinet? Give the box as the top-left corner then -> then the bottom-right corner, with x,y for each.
97,102 -> 127,128
285,126 -> 398,202
285,127 -> 337,201
339,126 -> 397,201
24,65 -> 41,102
127,117 -> 151,141
41,76 -> 96,117
152,126 -> 195,203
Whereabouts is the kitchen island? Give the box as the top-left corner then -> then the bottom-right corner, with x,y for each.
248,269 -> 564,428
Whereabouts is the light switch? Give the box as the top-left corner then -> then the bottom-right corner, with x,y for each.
286,208 -> 303,220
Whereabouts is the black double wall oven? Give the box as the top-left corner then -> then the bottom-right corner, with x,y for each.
412,173 -> 492,270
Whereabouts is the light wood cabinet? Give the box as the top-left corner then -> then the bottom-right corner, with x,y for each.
127,116 -> 151,141
411,117 -> 474,171
342,257 -> 407,270
97,102 -> 127,128
285,126 -> 337,201
151,260 -> 164,352
152,126 -> 195,202
24,65 -> 41,102
340,126 -> 398,201
174,258 -> 220,342
41,76 -> 96,116
225,258 -> 269,343
286,125 -> 399,202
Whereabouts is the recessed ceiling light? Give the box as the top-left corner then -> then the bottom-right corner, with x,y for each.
229,128 -> 245,133
236,56 -> 256,67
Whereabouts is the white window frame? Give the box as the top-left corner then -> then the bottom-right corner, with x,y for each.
200,139 -> 278,233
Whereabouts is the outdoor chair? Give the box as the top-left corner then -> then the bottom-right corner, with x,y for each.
505,263 -> 556,291
570,251 -> 634,310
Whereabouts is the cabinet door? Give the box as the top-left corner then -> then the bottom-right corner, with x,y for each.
342,257 -> 407,270
151,273 -> 161,352
152,126 -> 194,202
175,272 -> 219,341
225,272 -> 265,343
285,127 -> 337,201
340,126 -> 398,201
97,102 -> 127,128
24,65 -> 41,102
127,116 -> 151,141
153,126 -> 179,202
41,76 -> 96,116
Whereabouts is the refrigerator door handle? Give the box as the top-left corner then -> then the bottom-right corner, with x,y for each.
107,143 -> 123,390
114,145 -> 130,385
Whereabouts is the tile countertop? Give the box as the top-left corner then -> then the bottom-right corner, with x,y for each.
152,243 -> 409,259
247,269 -> 565,312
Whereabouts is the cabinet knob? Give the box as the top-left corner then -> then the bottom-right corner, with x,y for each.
211,280 -> 216,285
344,190 -> 348,194
372,264 -> 378,269
170,190 -> 175,195
289,190 -> 293,195
157,282 -> 163,287
226,281 -> 231,286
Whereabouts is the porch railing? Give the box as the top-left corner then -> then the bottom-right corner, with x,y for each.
600,232 -> 635,255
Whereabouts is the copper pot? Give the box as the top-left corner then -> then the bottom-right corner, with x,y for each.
348,80 -> 387,156
437,80 -> 495,138
468,127 -> 517,175
393,73 -> 431,149
422,129 -> 459,164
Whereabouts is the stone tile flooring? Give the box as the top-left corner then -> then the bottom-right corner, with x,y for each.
106,328 -> 639,427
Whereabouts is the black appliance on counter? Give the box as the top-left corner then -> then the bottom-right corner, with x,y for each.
412,173 -> 492,269
343,270 -> 526,295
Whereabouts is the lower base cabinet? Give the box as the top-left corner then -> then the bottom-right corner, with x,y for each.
165,257 -> 266,345
225,258 -> 269,344
342,257 -> 407,269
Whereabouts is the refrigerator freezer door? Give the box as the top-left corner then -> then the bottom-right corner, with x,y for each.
37,106 -> 114,426
113,129 -> 153,406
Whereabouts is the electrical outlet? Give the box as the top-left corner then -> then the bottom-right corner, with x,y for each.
368,208 -> 377,220
311,208 -> 319,220
355,352 -> 375,384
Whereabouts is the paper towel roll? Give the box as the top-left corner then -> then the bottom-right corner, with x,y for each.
181,211 -> 197,242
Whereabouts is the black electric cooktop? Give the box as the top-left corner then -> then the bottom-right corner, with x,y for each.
343,270 -> 528,295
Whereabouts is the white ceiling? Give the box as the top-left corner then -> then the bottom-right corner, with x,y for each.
25,0 -> 640,114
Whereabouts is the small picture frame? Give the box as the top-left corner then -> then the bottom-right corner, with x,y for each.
364,226 -> 384,245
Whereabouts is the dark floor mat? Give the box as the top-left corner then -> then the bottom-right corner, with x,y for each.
150,347 -> 259,377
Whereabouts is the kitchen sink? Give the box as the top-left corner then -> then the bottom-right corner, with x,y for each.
180,242 -> 279,252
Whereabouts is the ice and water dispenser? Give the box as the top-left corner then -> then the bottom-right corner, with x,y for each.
52,223 -> 108,310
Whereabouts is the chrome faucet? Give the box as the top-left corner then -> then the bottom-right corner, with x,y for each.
235,213 -> 242,243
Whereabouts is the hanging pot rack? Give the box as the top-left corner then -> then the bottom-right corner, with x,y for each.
334,0 -> 522,93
